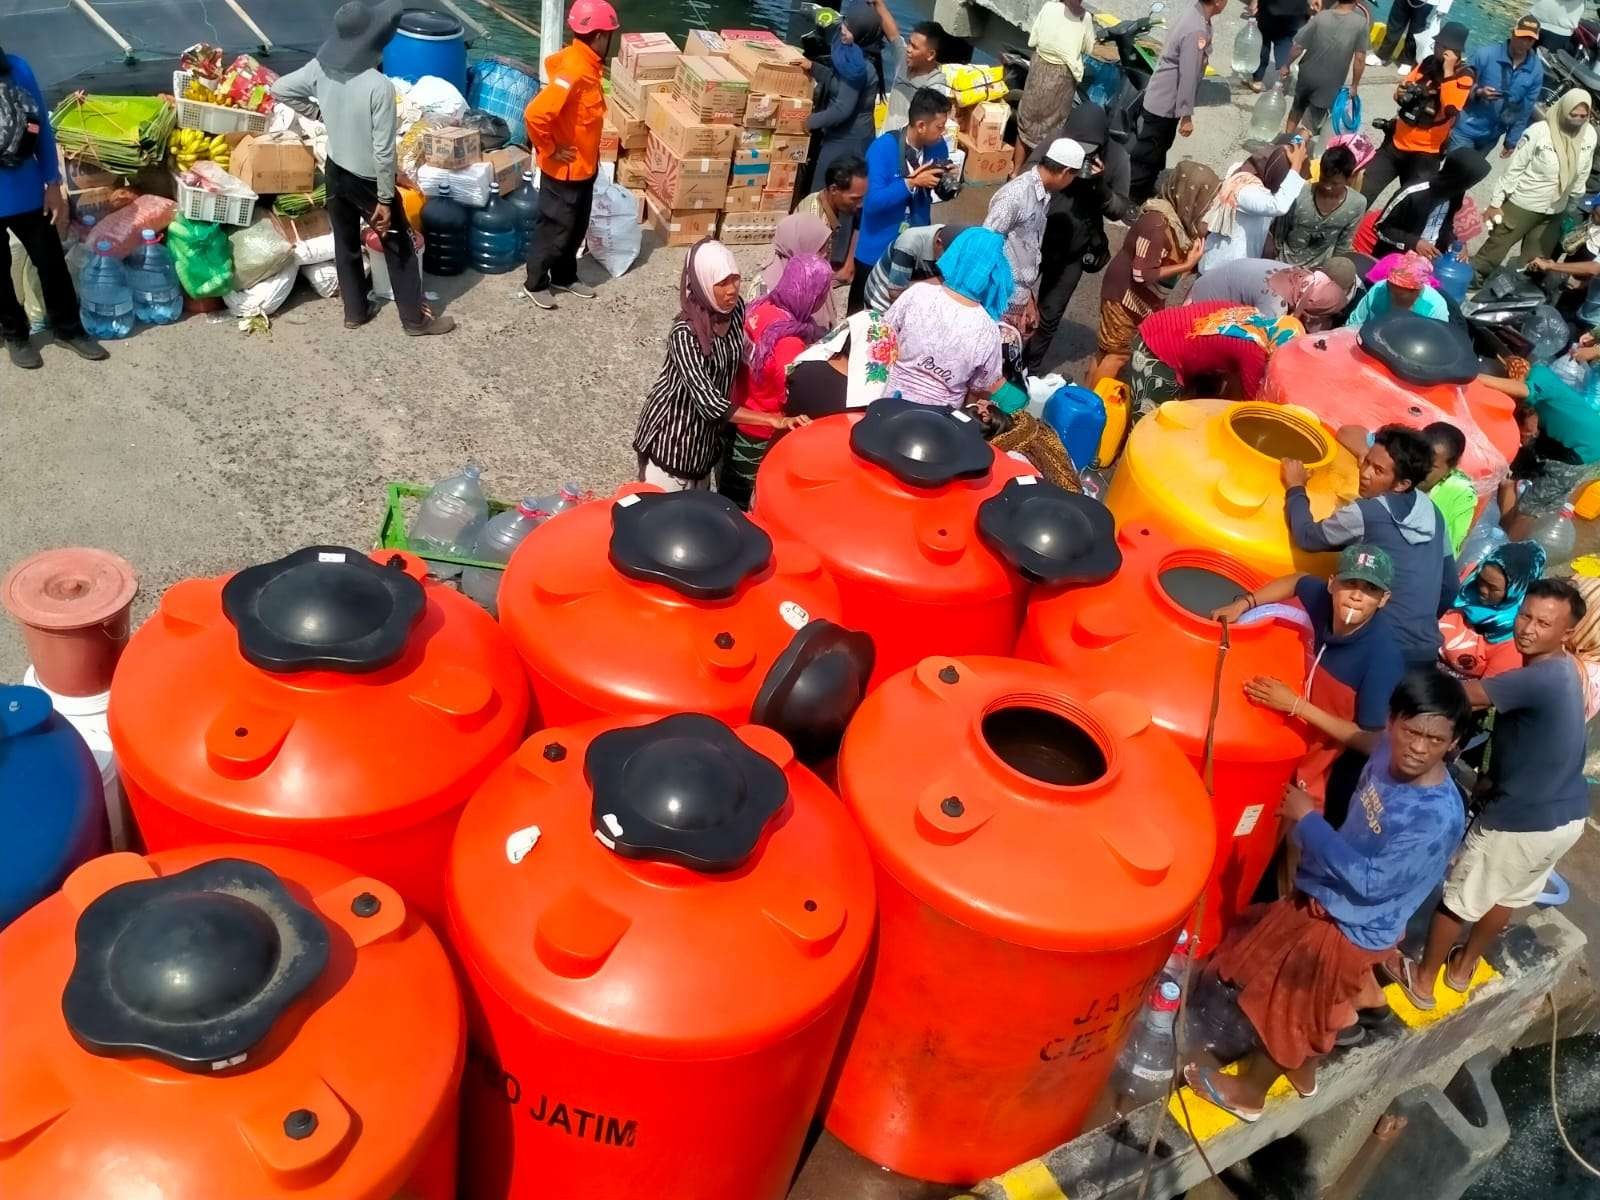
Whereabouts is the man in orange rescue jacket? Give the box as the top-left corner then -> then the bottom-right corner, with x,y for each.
522,0 -> 619,308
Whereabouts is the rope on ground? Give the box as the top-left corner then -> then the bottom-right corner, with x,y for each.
1548,990 -> 1600,1179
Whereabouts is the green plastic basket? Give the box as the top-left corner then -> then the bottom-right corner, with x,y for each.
377,481 -> 516,573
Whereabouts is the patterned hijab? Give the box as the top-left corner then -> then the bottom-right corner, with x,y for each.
1191,305 -> 1304,351
1145,160 -> 1219,252
1454,541 -> 1547,642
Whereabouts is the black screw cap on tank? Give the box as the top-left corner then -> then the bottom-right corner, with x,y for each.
848,396 -> 994,489
976,479 -> 1123,585
61,858 -> 331,1072
222,546 -> 425,673
1357,311 -> 1479,386
750,619 -> 875,763
608,491 -> 774,600
585,713 -> 790,872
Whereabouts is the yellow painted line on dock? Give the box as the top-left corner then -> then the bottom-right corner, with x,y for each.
1168,1062 -> 1296,1140
996,1158 -> 1070,1199
1383,957 -> 1498,1028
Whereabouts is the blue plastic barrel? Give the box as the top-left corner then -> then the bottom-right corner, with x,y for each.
0,685 -> 107,929
1040,384 -> 1108,472
383,9 -> 468,93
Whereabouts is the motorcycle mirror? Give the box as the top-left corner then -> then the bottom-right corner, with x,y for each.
1149,1 -> 1165,11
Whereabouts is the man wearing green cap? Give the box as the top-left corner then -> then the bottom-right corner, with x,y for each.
1212,544 -> 1406,823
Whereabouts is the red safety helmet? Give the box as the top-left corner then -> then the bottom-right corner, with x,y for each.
568,0 -> 619,34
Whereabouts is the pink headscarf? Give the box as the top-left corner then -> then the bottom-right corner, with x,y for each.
1383,251 -> 1434,291
681,239 -> 741,354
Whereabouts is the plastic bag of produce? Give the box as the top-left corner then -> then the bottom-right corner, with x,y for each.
300,261 -> 339,298
91,194 -> 177,259
225,259 -> 298,317
167,217 -> 235,298
229,216 -> 295,289
585,176 -> 643,278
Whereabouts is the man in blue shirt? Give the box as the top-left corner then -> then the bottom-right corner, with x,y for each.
1447,15 -> 1545,156
1184,669 -> 1471,1121
851,86 -> 952,313
0,49 -> 107,369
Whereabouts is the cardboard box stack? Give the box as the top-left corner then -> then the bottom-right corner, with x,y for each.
953,99 -> 1013,185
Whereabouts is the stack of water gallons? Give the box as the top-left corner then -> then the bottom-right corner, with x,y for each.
77,229 -> 184,340
3,384 -> 1437,1195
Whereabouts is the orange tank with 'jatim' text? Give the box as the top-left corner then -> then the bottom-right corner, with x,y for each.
108,547 -> 529,922
0,844 -> 464,1200
446,713 -> 876,1200
1017,526 -> 1309,953
827,656 -> 1216,1184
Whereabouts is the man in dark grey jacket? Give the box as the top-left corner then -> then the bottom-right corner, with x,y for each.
1129,0 -> 1227,201
1283,423 -> 1457,665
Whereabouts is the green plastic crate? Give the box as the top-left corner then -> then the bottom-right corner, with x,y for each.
376,481 -> 516,573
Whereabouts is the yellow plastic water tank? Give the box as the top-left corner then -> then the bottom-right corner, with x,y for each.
1106,399 -> 1361,579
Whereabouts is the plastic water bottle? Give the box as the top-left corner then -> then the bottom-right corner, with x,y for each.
78,240 -> 136,340
1110,981 -> 1181,1111
469,195 -> 522,274
1531,502 -> 1578,569
1456,519 -> 1508,580
1248,81 -> 1289,141
408,464 -> 490,557
461,496 -> 548,614
1159,931 -> 1193,991
65,214 -> 97,280
545,481 -> 590,516
1232,19 -> 1263,78
125,230 -> 183,325
507,170 -> 541,258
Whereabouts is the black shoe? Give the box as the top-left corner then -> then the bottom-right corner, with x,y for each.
344,302 -> 381,330
403,315 -> 457,337
7,339 -> 42,370
1334,1022 -> 1366,1048
59,334 -> 108,362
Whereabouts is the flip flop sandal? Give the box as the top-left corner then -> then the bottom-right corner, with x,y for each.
1247,79 -> 1265,93
1183,1064 -> 1263,1123
1377,955 -> 1436,1011
1289,1074 -> 1319,1099
1442,946 -> 1475,994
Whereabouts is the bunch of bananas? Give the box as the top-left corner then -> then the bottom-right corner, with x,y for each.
184,76 -> 222,105
169,128 -> 231,172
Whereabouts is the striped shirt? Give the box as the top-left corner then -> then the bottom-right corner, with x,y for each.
863,223 -> 945,313
633,301 -> 748,481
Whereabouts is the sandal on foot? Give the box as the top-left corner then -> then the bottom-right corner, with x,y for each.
1287,1067 -> 1319,1098
1378,954 -> 1436,1011
1183,1064 -> 1263,1123
1442,945 -> 1474,994
1247,79 -> 1265,92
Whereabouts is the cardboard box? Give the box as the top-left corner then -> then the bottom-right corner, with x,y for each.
719,211 -> 782,245
600,130 -> 620,162
742,93 -> 777,130
645,92 -> 738,159
960,101 -> 1009,153
59,148 -> 122,190
628,186 -> 650,224
609,57 -> 674,122
422,125 -> 482,169
486,146 -> 532,195
726,40 -> 810,100
723,185 -> 763,213
645,192 -> 718,247
773,96 -> 813,135
733,143 -> 772,168
618,32 -> 681,80
644,133 -> 730,210
68,186 -> 129,223
956,132 -> 1010,184
728,160 -> 771,192
722,29 -> 782,45
606,94 -> 649,150
673,55 -> 749,124
684,29 -> 729,57
270,207 -> 333,249
228,133 -> 317,194
767,133 -> 809,164
766,160 -> 800,192
616,153 -> 650,188
758,188 -> 794,213
737,128 -> 773,153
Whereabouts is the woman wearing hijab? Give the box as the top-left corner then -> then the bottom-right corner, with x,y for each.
1015,0 -> 1097,174
753,213 -> 839,325
1198,139 -> 1311,272
1344,251 -> 1451,328
634,240 -> 808,492
1129,301 -> 1304,413
884,227 -> 1013,409
808,2 -> 889,185
718,254 -> 835,508
1089,160 -> 1219,386
1371,145 -> 1491,260
1471,89 -> 1597,281
1191,259 -> 1353,330
1439,541 -> 1547,681
1566,576 -> 1600,720
785,309 -> 900,419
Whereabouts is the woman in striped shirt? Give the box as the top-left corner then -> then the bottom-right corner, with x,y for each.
634,240 -> 811,491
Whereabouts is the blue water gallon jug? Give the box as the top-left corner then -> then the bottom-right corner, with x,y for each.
1434,242 -> 1473,306
0,685 -> 108,929
469,195 -> 522,274
506,171 -> 540,258
422,194 -> 470,277
78,240 -> 135,340
1040,384 -> 1108,471
125,229 -> 183,325
383,8 -> 468,93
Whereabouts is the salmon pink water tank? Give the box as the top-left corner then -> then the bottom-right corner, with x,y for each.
109,547 -> 529,921
828,656 -> 1216,1183
498,486 -> 873,762
753,398 -> 1119,683
1016,526 -> 1309,953
446,713 -> 876,1200
0,844 -> 464,1200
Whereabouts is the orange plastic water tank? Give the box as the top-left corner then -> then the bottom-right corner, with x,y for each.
827,656 -> 1216,1183
1106,399 -> 1361,580
0,844 -> 463,1200
754,398 -> 1121,684
446,713 -> 876,1200
1016,526 -> 1309,953
109,546 -> 529,921
498,486 -> 873,762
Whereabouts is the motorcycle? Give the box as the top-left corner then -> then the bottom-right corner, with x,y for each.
1086,2 -> 1167,142
1460,266 -> 1572,364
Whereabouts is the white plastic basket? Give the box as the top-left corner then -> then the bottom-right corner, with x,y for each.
173,70 -> 270,135
174,169 -> 258,226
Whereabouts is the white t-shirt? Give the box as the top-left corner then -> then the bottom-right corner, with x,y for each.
884,282 -> 1004,408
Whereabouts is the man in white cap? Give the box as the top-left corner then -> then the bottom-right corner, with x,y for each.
982,136 -> 1082,334
273,1 -> 453,335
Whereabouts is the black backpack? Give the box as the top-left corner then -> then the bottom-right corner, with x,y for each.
0,74 -> 40,169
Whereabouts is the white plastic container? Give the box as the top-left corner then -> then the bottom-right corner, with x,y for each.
23,666 -> 133,852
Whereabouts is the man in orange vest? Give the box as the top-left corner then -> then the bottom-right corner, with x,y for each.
522,0 -> 619,308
